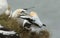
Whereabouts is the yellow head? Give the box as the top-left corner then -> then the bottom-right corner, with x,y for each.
12,9 -> 24,18
16,9 -> 28,16
30,11 -> 37,17
15,9 -> 23,14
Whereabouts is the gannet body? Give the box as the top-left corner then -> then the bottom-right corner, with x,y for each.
0,0 -> 8,15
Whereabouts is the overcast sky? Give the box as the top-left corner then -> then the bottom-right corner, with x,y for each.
8,0 -> 60,38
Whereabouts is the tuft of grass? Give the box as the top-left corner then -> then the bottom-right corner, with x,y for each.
0,13 -> 50,38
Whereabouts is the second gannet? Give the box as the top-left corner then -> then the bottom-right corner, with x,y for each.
0,0 -> 8,15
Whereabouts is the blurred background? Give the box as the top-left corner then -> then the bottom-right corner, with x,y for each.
8,0 -> 60,38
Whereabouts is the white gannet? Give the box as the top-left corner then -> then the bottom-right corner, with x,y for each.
0,0 -> 8,15
19,11 -> 46,33
20,11 -> 46,28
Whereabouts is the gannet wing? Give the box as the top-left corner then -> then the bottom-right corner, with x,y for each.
20,15 -> 35,23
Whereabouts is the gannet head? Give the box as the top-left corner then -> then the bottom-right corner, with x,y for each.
11,9 -> 28,18
30,11 -> 37,17
16,8 -> 29,16
15,9 -> 26,15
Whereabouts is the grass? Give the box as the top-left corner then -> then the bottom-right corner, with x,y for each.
0,13 -> 50,38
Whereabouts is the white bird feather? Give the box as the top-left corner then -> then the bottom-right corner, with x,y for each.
11,9 -> 26,18
30,11 -> 43,26
0,0 -> 8,15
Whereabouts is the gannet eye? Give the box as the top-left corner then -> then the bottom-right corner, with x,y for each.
21,11 -> 25,13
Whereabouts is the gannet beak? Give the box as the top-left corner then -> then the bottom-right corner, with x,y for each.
42,24 -> 46,27
23,9 -> 28,10
20,11 -> 29,16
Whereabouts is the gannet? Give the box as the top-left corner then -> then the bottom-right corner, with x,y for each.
19,11 -> 46,33
10,7 -> 35,18
0,0 -> 8,15
20,11 -> 46,28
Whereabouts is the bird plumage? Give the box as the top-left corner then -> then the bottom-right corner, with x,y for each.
20,11 -> 44,28
11,9 -> 27,18
30,11 -> 44,27
0,0 -> 8,15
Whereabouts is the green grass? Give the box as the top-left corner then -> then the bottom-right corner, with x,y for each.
0,13 -> 50,38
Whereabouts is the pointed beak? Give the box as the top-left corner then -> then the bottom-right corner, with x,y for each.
42,24 -> 46,27
23,9 -> 28,10
20,10 -> 29,15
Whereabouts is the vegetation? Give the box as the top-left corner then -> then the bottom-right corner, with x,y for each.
0,13 -> 50,38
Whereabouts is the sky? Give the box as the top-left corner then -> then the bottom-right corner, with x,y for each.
6,0 -> 60,38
